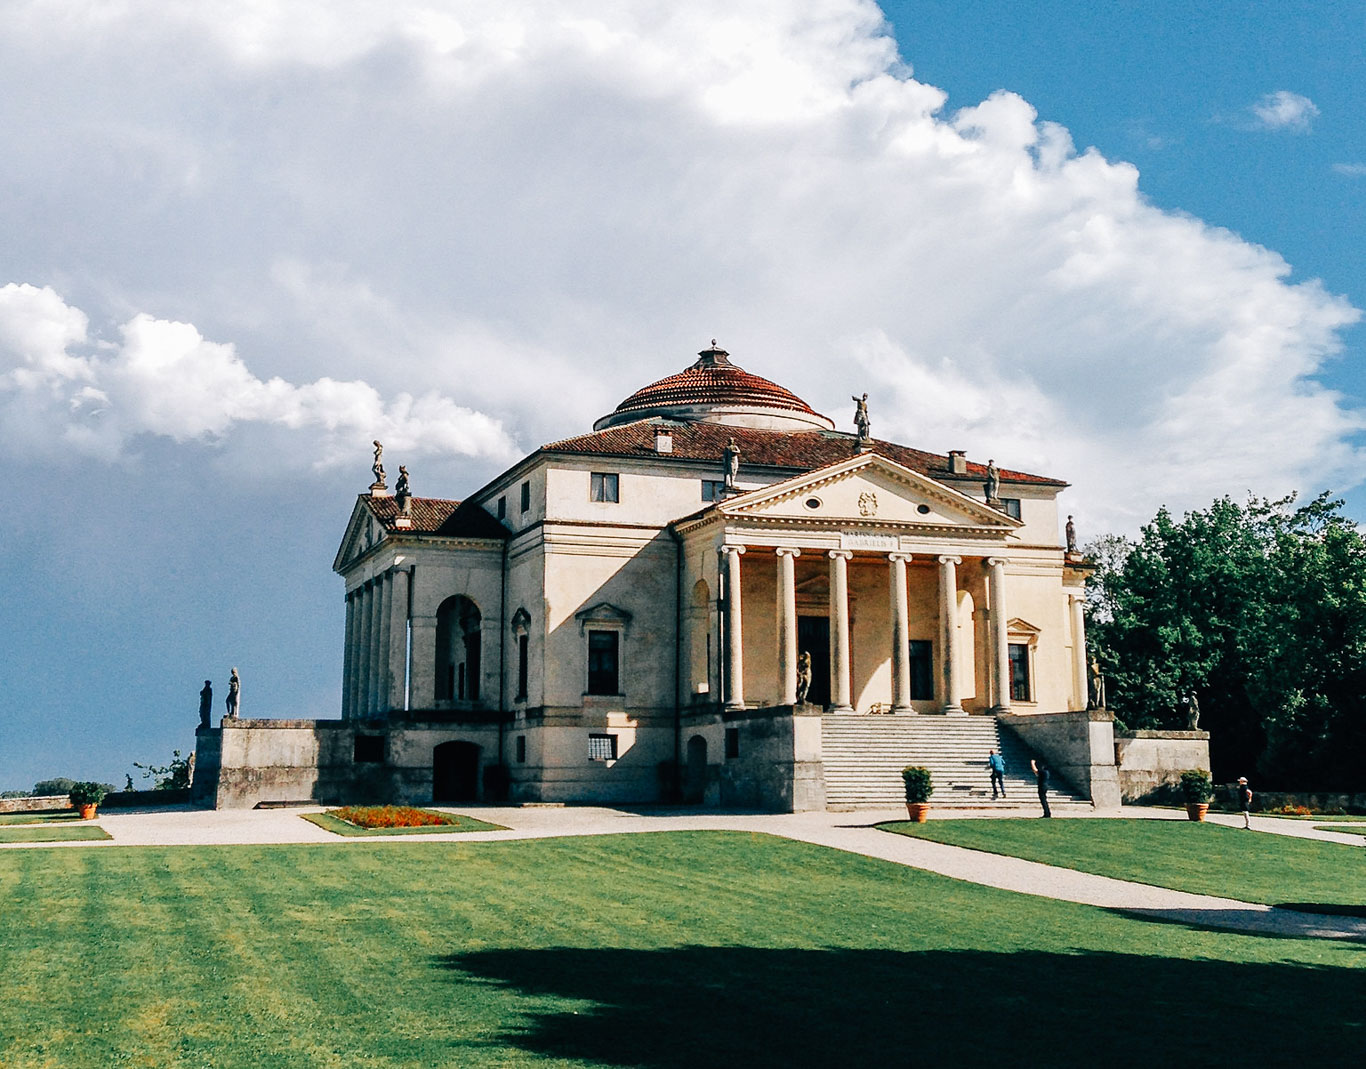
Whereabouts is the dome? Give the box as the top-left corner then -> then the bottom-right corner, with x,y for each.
593,344 -> 835,432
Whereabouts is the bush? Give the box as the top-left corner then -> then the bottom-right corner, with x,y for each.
68,782 -> 108,807
32,777 -> 77,796
901,766 -> 933,804
1179,770 -> 1214,804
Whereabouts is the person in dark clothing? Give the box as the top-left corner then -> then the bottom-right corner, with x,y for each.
1237,776 -> 1253,829
1031,758 -> 1052,817
988,749 -> 1006,799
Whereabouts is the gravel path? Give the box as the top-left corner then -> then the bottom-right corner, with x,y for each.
4,803 -> 1363,942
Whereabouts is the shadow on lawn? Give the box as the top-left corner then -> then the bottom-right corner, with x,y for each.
438,946 -> 1365,1066
1277,902 -> 1366,918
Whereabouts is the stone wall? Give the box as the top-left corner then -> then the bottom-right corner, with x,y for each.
0,795 -> 69,814
717,706 -> 826,812
1113,730 -> 1211,803
998,710 -> 1122,808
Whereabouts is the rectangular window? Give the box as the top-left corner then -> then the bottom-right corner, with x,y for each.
516,634 -> 529,701
520,480 -> 531,513
725,727 -> 740,760
1009,643 -> 1032,702
701,480 -> 726,502
497,496 -> 507,520
353,735 -> 385,763
516,735 -> 527,763
590,472 -> 619,503
1000,497 -> 1022,520
588,733 -> 618,761
908,640 -> 934,701
587,630 -> 620,695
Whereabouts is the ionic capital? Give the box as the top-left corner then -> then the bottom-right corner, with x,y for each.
774,547 -> 801,558
828,550 -> 853,561
936,555 -> 962,566
985,556 -> 1010,569
720,544 -> 746,557
887,552 -> 913,563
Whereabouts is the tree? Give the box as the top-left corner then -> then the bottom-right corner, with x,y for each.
133,751 -> 192,791
1086,492 -> 1366,788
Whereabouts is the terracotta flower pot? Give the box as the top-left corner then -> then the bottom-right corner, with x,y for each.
78,804 -> 98,820
1185,802 -> 1208,822
906,803 -> 930,823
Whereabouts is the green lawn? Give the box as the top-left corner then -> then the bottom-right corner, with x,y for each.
301,811 -> 505,836
0,810 -> 81,826
1,831 -> 1363,1067
0,825 -> 111,843
883,818 -> 1366,908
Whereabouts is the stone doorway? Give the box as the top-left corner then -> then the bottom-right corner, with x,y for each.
433,740 -> 480,802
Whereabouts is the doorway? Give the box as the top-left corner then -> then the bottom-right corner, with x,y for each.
433,740 -> 480,802
683,735 -> 708,803
797,616 -> 831,707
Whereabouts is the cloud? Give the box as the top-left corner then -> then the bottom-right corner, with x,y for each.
1249,90 -> 1319,131
0,284 -> 516,466
0,1 -> 1359,533
1333,163 -> 1366,177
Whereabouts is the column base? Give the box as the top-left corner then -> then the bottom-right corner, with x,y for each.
940,704 -> 967,717
890,704 -> 914,715
990,705 -> 1012,716
827,704 -> 855,714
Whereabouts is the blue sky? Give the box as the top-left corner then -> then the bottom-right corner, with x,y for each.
2,1 -> 1362,790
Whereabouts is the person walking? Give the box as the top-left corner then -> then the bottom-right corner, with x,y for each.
988,749 -> 1007,799
1031,758 -> 1052,818
1237,776 -> 1253,829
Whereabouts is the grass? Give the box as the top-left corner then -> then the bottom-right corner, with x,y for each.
882,818 -> 1366,908
0,810 -> 82,826
0,830 -> 1363,1067
0,825 -> 111,843
301,811 -> 505,836
1315,824 -> 1366,836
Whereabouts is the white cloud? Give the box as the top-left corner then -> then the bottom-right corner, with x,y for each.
1333,162 -> 1366,177
0,1 -> 1359,533
0,284 -> 516,465
1249,90 -> 1319,131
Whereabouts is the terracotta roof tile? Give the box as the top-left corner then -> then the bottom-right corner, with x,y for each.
541,420 -> 1065,487
610,361 -> 820,419
364,496 -> 509,539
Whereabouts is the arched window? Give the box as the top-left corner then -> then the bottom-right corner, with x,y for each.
435,595 -> 482,703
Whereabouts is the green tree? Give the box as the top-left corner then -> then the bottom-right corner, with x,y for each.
1086,492 -> 1366,787
132,751 -> 192,790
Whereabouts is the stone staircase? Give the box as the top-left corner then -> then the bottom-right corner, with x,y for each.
820,713 -> 1092,810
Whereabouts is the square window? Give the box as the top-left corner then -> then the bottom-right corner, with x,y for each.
1009,643 -> 1033,702
353,734 -> 385,763
590,472 -> 619,503
908,640 -> 933,701
497,496 -> 507,519
588,733 -> 618,761
516,735 -> 527,763
587,630 -> 620,695
725,728 -> 740,759
520,480 -> 531,513
1000,497 -> 1022,520
701,480 -> 726,502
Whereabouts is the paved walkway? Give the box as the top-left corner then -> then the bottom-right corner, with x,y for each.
4,804 -> 1364,942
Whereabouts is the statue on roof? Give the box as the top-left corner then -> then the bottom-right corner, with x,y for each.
370,440 -> 386,491
984,459 -> 1000,504
1065,515 -> 1077,554
852,393 -> 870,440
723,437 -> 740,491
198,680 -> 213,729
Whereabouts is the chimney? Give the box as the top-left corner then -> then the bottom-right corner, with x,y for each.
654,429 -> 674,454
948,450 -> 968,475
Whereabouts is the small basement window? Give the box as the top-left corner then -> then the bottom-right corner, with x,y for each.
353,735 -> 385,763
588,733 -> 618,761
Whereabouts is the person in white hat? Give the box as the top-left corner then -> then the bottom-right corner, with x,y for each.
1237,777 -> 1252,829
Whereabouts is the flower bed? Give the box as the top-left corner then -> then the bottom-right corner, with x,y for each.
329,805 -> 458,829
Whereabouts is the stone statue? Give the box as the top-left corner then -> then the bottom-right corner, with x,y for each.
795,651 -> 812,705
723,437 -> 740,490
225,667 -> 240,719
198,680 -> 213,729
984,459 -> 1000,503
1088,657 -> 1105,710
395,465 -> 411,514
852,393 -> 870,440
370,440 -> 386,489
1065,514 -> 1077,554
1186,693 -> 1201,731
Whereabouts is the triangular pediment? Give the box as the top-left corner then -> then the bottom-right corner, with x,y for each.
1007,617 -> 1042,635
717,453 -> 1021,530
333,497 -> 385,573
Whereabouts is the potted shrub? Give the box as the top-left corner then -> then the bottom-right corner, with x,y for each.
902,766 -> 933,822
68,782 -> 107,820
1179,770 -> 1213,822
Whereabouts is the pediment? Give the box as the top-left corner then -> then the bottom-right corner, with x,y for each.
718,453 -> 1020,530
1007,617 -> 1041,635
575,601 -> 633,633
333,497 -> 385,573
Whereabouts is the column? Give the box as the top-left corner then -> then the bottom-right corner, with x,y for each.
369,577 -> 385,716
889,553 -> 912,712
1070,593 -> 1088,710
987,557 -> 1010,714
937,556 -> 964,714
342,591 -> 356,720
828,550 -> 853,712
357,581 -> 374,719
722,546 -> 746,709
388,567 -> 411,713
775,548 -> 800,705
376,572 -> 392,716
